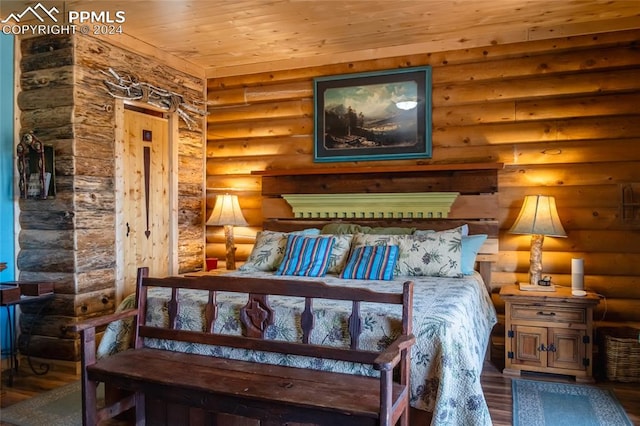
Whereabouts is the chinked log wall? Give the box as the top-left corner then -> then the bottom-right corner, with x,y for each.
16,34 -> 205,362
206,29 -> 640,344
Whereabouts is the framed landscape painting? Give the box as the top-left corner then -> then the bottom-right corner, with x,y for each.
313,66 -> 432,162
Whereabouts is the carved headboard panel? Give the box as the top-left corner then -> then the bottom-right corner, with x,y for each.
252,162 -> 503,287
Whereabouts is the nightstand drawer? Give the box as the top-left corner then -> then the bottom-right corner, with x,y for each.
511,304 -> 586,324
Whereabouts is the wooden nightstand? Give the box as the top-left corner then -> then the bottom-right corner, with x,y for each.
500,284 -> 600,383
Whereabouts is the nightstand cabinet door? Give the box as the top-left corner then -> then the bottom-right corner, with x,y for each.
512,325 -> 547,369
547,327 -> 586,371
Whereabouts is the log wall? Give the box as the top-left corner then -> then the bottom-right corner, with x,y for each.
16,34 -> 205,361
206,29 -> 640,351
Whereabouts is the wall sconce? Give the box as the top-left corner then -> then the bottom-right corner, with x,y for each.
509,195 -> 566,289
206,194 -> 247,270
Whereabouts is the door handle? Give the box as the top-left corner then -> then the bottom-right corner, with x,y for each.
538,343 -> 556,352
126,222 -> 130,237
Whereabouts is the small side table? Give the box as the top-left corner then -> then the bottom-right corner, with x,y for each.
500,284 -> 600,383
0,283 -> 54,386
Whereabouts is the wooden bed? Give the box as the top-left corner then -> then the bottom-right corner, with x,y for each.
97,163 -> 502,426
252,163 -> 502,426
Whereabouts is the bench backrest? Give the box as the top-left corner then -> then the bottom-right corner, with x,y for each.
133,267 -> 413,366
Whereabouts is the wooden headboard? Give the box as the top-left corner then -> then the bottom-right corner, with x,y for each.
251,162 -> 502,288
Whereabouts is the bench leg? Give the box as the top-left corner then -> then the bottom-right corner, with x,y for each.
135,391 -> 146,425
79,327 -> 98,426
400,408 -> 409,426
81,378 -> 98,426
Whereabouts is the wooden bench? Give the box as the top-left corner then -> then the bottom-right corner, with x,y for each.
72,268 -> 415,426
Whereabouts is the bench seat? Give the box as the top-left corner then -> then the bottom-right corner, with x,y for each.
73,268 -> 415,426
88,347 -> 408,424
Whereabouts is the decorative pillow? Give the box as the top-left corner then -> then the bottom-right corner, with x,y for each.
340,245 -> 399,280
395,226 -> 464,277
326,234 -> 354,274
291,228 -> 321,236
413,223 -> 469,237
275,235 -> 335,277
368,226 -> 415,235
321,223 -> 414,235
351,233 -> 400,248
239,231 -> 287,272
461,234 -> 488,275
321,223 -> 371,235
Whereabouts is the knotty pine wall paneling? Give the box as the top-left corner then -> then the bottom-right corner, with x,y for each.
207,29 -> 640,336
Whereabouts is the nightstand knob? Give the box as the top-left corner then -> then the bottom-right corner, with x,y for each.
536,311 -> 556,317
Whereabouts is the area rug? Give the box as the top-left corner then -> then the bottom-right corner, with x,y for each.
512,378 -> 632,426
0,381 -> 102,426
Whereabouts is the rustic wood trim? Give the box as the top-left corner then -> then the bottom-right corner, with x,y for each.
169,112 -> 180,275
252,162 -> 504,176
114,99 -> 127,304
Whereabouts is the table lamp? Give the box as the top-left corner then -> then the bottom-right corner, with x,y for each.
509,195 -> 566,290
206,194 -> 248,270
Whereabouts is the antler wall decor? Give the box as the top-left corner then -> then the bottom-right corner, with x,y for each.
102,68 -> 208,129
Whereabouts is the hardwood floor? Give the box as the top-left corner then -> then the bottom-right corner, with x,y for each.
1,359 -> 639,425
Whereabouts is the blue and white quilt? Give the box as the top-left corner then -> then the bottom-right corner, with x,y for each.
98,271 -> 496,426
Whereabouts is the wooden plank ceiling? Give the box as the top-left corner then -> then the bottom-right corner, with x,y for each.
3,1 -> 640,77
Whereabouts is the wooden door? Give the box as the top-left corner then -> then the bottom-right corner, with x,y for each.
121,108 -> 171,296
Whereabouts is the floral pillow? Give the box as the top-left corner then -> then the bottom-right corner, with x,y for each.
395,226 -> 464,277
239,231 -> 287,272
351,232 -> 400,248
326,234 -> 353,274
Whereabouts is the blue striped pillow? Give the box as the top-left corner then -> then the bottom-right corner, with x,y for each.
275,235 -> 335,277
340,245 -> 399,280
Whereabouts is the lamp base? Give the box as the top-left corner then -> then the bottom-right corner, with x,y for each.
518,282 -> 556,292
224,224 -> 237,270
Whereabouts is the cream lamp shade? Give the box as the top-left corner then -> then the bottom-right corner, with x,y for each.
206,194 -> 247,270
509,195 -> 567,286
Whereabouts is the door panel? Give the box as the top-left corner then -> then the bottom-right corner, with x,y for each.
122,108 -> 170,296
548,328 -> 585,371
513,325 -> 547,369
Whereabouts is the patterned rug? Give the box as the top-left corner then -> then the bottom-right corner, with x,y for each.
512,378 -> 632,426
0,381 -> 99,426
